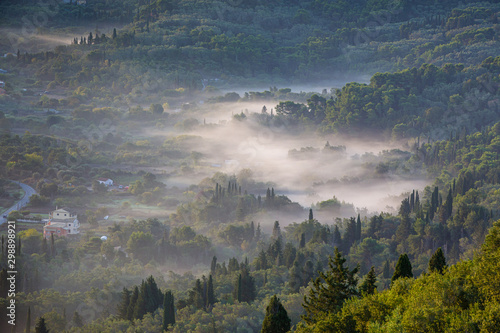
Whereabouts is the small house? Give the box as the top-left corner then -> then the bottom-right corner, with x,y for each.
97,178 -> 114,186
43,207 -> 80,239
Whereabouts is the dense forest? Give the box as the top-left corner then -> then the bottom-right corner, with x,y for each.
0,0 -> 500,332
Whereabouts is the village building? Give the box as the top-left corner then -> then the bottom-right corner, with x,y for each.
97,178 -> 114,186
43,207 -> 80,239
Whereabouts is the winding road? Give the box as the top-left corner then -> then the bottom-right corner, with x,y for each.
0,181 -> 37,225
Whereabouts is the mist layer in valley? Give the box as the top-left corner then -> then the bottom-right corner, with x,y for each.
153,99 -> 430,223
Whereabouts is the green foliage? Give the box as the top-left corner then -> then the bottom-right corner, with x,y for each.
261,295 -> 291,333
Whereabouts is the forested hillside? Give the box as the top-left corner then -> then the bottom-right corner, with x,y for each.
0,0 -> 500,332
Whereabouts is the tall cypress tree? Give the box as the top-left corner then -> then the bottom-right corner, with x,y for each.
429,247 -> 447,274
163,290 -> 175,331
261,295 -> 291,333
133,282 -> 147,320
25,306 -> 31,333
126,286 -> 139,321
356,214 -> 362,241
206,275 -> 215,309
117,287 -> 131,319
309,209 -> 313,221
391,254 -> 413,285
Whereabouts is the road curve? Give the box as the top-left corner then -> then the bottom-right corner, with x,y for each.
0,181 -> 37,225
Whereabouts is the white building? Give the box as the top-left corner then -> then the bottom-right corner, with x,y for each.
43,208 -> 80,238
97,178 -> 114,186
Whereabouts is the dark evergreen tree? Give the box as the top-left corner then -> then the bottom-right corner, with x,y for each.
272,221 -> 281,239
289,260 -> 302,293
299,233 -> 306,248
359,266 -> 377,295
429,247 -> 447,274
356,214 -> 362,241
302,247 -> 359,324
126,286 -> 139,321
309,209 -> 313,221
112,28 -> 117,39
210,256 -> 217,275
72,311 -> 83,328
117,287 -> 131,319
0,268 -> 7,298
133,281 -> 147,320
163,290 -> 175,331
34,317 -> 49,333
382,259 -> 391,279
333,225 -> 342,248
395,215 -> 413,243
233,267 -> 255,303
391,254 -> 413,285
206,275 -> 216,309
25,306 -> 31,333
261,295 -> 291,333
302,260 -> 315,286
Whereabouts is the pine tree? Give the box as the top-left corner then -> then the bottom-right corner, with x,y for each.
25,306 -> 31,333
429,247 -> 447,274
391,254 -> 413,285
302,247 -> 359,324
261,295 -> 291,333
309,209 -> 313,221
359,266 -> 377,295
34,317 -> 49,333
163,290 -> 175,331
112,28 -> 117,39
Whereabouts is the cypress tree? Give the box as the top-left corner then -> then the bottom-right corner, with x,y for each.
356,214 -> 362,241
112,28 -> 117,39
117,287 -> 131,319
309,209 -> 313,221
261,295 -> 291,333
359,266 -> 377,295
210,256 -> 217,275
299,233 -> 306,249
133,282 -> 147,320
25,306 -> 31,333
391,254 -> 413,285
163,290 -> 175,331
0,268 -> 8,298
126,286 -> 139,321
382,259 -> 391,279
236,274 -> 242,302
206,275 -> 215,309
72,311 -> 83,328
50,234 -> 55,257
34,317 -> 49,333
429,247 -> 447,274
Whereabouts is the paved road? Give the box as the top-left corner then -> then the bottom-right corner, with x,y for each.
0,181 -> 37,225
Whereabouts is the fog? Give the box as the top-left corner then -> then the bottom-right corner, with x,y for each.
0,25 -> 120,53
158,99 -> 430,220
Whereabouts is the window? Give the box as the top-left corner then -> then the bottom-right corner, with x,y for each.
57,230 -> 60,233
69,224 -> 71,226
